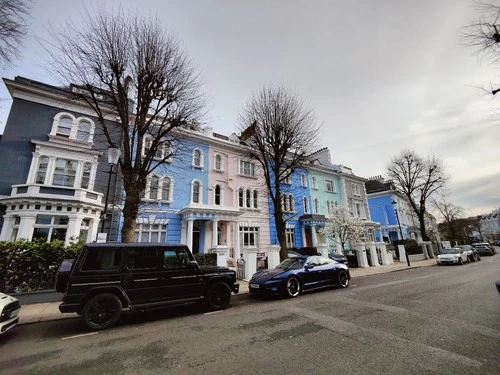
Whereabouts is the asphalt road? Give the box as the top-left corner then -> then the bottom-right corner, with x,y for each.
1,255 -> 499,375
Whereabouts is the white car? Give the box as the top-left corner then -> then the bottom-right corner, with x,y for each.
0,292 -> 21,335
436,248 -> 468,265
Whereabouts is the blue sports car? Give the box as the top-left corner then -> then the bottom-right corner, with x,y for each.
248,254 -> 350,298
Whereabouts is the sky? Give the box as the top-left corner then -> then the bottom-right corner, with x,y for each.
0,0 -> 499,218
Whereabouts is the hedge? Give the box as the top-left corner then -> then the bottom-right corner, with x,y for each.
194,253 -> 217,266
0,239 -> 84,293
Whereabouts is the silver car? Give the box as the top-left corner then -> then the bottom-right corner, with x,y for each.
455,245 -> 480,262
436,248 -> 468,265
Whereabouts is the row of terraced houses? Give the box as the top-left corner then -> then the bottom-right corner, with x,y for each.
0,77 -> 436,275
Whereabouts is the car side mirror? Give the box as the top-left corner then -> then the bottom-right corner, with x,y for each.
304,264 -> 314,271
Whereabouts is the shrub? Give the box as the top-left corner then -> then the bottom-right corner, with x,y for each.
0,239 -> 84,293
194,253 -> 217,266
393,239 -> 421,256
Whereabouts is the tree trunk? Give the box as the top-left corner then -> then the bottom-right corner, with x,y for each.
418,213 -> 429,242
120,171 -> 145,242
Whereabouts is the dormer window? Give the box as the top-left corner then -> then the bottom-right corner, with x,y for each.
50,112 -> 95,143
57,117 -> 72,137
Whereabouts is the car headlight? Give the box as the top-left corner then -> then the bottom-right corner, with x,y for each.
270,275 -> 281,281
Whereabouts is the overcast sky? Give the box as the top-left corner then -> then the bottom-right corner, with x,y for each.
1,0 -> 499,218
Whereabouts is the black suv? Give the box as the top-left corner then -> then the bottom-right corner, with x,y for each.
55,243 -> 239,330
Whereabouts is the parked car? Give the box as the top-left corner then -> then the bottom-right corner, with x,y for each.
249,253 -> 350,298
472,242 -> 497,255
0,293 -> 21,335
55,243 -> 239,331
436,247 -> 468,265
328,252 -> 348,264
455,245 -> 480,262
473,244 -> 496,256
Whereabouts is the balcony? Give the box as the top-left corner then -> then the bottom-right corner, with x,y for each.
8,184 -> 104,205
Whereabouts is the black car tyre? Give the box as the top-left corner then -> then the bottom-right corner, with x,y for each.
458,257 -> 464,265
285,276 -> 302,298
336,270 -> 349,288
205,282 -> 231,310
82,293 -> 122,331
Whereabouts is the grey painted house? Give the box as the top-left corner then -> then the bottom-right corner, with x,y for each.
0,77 -> 121,244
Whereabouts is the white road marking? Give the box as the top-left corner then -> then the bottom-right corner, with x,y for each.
62,332 -> 98,340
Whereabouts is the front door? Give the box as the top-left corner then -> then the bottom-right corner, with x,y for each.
304,227 -> 312,247
192,224 -> 200,253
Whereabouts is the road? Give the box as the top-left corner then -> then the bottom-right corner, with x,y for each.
1,255 -> 499,375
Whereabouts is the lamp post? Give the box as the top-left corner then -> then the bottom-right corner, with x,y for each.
100,146 -> 121,235
392,199 -> 410,266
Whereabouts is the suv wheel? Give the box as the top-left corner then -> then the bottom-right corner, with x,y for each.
82,293 -> 122,331
205,282 -> 231,310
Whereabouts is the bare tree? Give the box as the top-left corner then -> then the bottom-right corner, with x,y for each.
238,85 -> 321,261
387,150 -> 447,242
319,205 -> 364,253
46,7 -> 205,242
0,0 -> 31,67
433,198 -> 464,240
462,1 -> 500,65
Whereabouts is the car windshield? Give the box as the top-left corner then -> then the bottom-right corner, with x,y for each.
441,248 -> 459,254
277,258 -> 305,270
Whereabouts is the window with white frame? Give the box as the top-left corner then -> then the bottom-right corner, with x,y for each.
246,189 -> 251,208
253,190 -> 258,209
281,193 -> 295,213
32,215 -> 68,243
51,113 -> 95,143
311,176 -> 318,189
239,160 -> 255,177
326,180 -> 335,193
285,228 -> 295,249
134,223 -> 167,242
301,174 -> 307,187
76,120 -> 92,142
351,183 -> 361,196
303,197 -> 309,214
150,175 -> 159,200
283,173 -> 292,184
143,137 -> 168,160
161,177 -> 172,201
214,154 -> 223,171
81,162 -> 92,189
192,180 -> 201,203
214,185 -> 221,205
52,158 -> 78,187
314,198 -> 320,214
240,226 -> 259,247
238,188 -> 244,207
353,202 -> 364,218
36,156 -> 49,184
193,149 -> 203,168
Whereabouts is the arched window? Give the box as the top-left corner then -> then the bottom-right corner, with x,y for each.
253,190 -> 258,209
215,185 -> 221,205
246,189 -> 251,208
76,120 -> 91,142
162,177 -> 171,201
238,188 -> 244,207
192,181 -> 200,203
81,162 -> 92,189
215,154 -> 222,170
303,197 -> 309,214
57,116 -> 73,137
193,149 -> 202,167
36,156 -> 49,184
301,174 -> 307,187
150,175 -> 159,200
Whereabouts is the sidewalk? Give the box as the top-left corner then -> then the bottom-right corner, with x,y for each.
17,258 -> 437,325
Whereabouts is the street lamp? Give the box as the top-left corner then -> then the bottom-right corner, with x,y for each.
392,199 -> 410,266
100,146 -> 121,234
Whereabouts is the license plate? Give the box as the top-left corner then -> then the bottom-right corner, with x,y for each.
9,308 -> 20,319
250,283 -> 260,289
